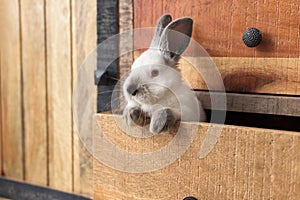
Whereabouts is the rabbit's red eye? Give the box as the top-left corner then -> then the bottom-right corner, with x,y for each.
151,69 -> 159,77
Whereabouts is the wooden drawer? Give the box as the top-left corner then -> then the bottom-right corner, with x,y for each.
178,57 -> 300,95
131,0 -> 300,95
134,0 -> 300,58
93,114 -> 300,200
94,1 -> 300,200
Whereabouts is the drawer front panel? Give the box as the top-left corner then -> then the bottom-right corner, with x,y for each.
179,57 -> 300,95
134,0 -> 300,58
93,114 -> 300,200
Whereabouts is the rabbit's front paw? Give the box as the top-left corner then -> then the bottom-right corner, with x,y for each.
123,106 -> 147,126
150,108 -> 176,134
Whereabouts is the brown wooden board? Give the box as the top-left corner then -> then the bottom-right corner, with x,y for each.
197,91 -> 300,117
130,51 -> 300,95
20,0 -> 48,186
93,114 -> 300,200
133,0 -> 300,58
46,0 -> 73,192
0,0 -> 24,180
119,0 -> 134,77
125,0 -> 300,96
179,57 -> 300,95
72,0 -> 96,196
0,0 -> 98,194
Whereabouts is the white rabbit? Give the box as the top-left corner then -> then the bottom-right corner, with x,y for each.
123,14 -> 206,133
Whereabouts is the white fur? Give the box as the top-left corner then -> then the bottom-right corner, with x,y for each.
122,15 -> 206,133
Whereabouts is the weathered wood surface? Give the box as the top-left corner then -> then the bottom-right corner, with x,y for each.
120,1 -> 300,95
197,91 -> 300,117
72,0 -> 96,196
134,0 -> 300,58
0,0 -> 96,196
94,114 -> 300,200
131,0 -> 300,95
130,51 -> 300,95
46,0 -> 73,192
20,0 -> 48,186
179,57 -> 300,95
119,0 -> 134,77
0,0 -> 24,180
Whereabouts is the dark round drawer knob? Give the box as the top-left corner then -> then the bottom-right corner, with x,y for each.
183,197 -> 198,200
242,28 -> 262,47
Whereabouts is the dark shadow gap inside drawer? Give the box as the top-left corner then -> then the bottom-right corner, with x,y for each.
206,109 -> 300,132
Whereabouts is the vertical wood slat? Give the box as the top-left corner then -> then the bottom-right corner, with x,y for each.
119,0 -> 134,77
46,0 -> 73,192
0,0 -> 97,194
20,0 -> 48,186
118,0 -> 134,110
0,0 -> 24,180
71,0 -> 96,196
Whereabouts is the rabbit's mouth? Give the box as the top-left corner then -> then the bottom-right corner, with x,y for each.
133,85 -> 159,105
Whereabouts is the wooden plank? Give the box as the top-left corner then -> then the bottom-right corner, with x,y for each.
119,0 -> 134,77
71,0 -> 96,196
118,0 -> 134,111
131,52 -> 300,95
133,0 -> 300,58
197,91 -> 300,117
46,0 -> 73,192
93,114 -> 300,200
20,0 -> 47,186
179,57 -> 300,95
0,0 -> 24,180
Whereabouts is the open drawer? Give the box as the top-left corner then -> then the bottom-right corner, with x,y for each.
93,1 -> 300,199
93,113 -> 299,200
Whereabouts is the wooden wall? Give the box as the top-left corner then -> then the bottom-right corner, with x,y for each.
0,0 -> 96,196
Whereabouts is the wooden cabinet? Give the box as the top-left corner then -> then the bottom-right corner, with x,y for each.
93,1 -> 300,200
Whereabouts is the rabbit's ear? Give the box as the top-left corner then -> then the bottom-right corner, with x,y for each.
159,18 -> 193,62
150,14 -> 172,48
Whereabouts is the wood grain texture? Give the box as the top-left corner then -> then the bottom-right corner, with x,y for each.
20,0 -> 47,186
197,91 -> 300,117
179,57 -> 300,95
94,114 -> 300,200
133,0 -> 300,58
119,0 -> 134,77
0,0 -> 24,180
71,0 -> 96,196
46,0 -> 73,192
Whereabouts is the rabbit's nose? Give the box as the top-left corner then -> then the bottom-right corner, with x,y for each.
127,84 -> 138,96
